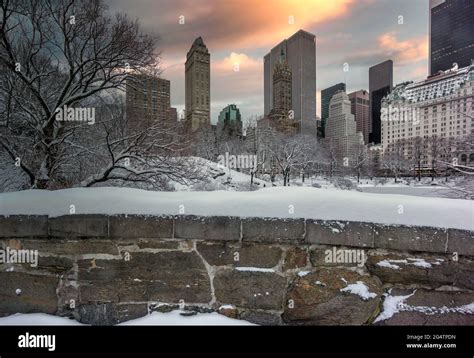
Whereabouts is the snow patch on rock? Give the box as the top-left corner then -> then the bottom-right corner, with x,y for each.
340,281 -> 377,300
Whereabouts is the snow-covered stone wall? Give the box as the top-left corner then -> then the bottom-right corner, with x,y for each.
0,215 -> 473,325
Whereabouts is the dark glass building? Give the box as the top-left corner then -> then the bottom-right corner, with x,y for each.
369,60 -> 393,145
320,83 -> 346,138
430,0 -> 474,75
217,104 -> 243,137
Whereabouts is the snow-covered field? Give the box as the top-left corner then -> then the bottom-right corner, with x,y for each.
172,157 -> 269,191
358,185 -> 454,198
0,311 -> 253,326
169,158 -> 472,199
0,186 -> 472,230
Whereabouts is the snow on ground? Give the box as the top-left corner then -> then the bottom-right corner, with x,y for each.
0,311 -> 253,326
0,313 -> 83,325
1,186 -> 472,230
358,186 -> 455,198
118,310 -> 253,326
172,157 -> 269,192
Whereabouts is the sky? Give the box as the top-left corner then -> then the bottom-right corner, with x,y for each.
106,0 -> 430,125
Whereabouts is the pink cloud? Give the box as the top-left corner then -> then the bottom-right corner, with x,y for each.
378,32 -> 428,64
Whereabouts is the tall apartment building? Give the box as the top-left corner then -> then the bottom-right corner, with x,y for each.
349,90 -> 370,144
185,37 -> 211,131
430,0 -> 474,75
264,30 -> 316,131
321,83 -> 346,138
125,74 -> 171,130
325,91 -> 364,161
369,60 -> 393,144
381,62 -> 474,167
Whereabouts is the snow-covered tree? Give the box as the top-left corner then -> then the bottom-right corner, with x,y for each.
267,132 -> 313,186
75,98 -> 202,189
0,0 -> 157,189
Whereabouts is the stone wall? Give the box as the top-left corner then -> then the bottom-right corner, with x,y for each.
0,215 -> 473,325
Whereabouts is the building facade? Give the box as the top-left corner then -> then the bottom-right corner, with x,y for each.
169,107 -> 178,122
430,0 -> 474,75
369,60 -> 393,144
217,104 -> 243,138
268,49 -> 299,133
381,62 -> 474,168
185,37 -> 211,131
349,90 -> 370,144
321,83 -> 346,138
264,30 -> 316,131
325,91 -> 364,161
125,74 -> 171,130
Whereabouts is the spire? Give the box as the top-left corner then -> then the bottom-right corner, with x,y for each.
279,47 -> 286,64
193,36 -> 205,47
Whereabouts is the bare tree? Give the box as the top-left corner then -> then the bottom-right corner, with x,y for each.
411,137 -> 424,181
326,140 -> 339,180
351,143 -> 369,184
429,136 -> 441,181
267,133 -> 312,186
382,141 -> 408,183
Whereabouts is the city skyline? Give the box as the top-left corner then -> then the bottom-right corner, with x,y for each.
106,0 -> 430,125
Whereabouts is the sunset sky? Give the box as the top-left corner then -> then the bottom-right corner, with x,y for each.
107,0 -> 430,124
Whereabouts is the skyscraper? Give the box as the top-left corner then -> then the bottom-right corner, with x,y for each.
429,0 -> 474,75
125,74 -> 171,130
185,37 -> 210,131
321,83 -> 346,138
264,29 -> 316,130
325,91 -> 364,161
348,90 -> 370,145
369,60 -> 393,144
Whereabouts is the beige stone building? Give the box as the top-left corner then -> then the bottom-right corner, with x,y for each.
268,49 -> 299,134
381,62 -> 474,168
325,91 -> 364,162
185,37 -> 210,131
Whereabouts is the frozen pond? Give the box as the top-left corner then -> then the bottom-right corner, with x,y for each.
359,185 -> 456,198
